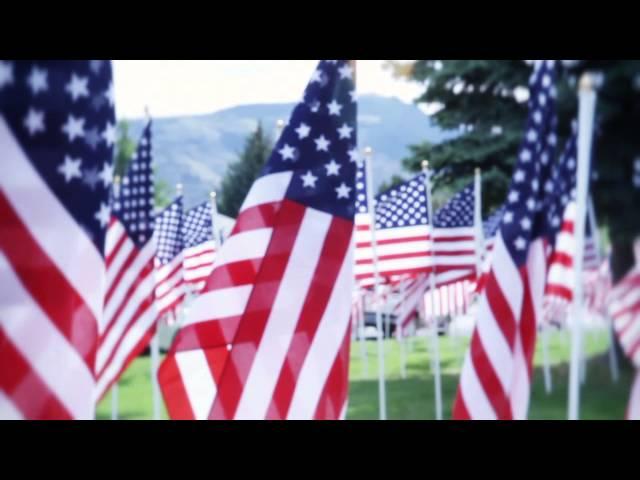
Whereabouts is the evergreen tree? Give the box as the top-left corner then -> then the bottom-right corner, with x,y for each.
376,174 -> 405,196
114,120 -> 137,177
218,123 -> 274,217
399,60 -> 575,216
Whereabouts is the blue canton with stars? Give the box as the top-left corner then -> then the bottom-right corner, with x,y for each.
499,60 -> 559,265
183,201 -> 213,249
372,172 -> 430,230
0,60 -> 116,255
155,196 -> 184,265
483,204 -> 507,239
112,121 -> 154,247
434,183 -> 474,228
263,60 -> 357,220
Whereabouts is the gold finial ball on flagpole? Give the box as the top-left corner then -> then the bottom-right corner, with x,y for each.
475,167 -> 480,175
113,175 -> 121,185
421,159 -> 429,171
210,191 -> 217,199
363,146 -> 373,157
176,183 -> 183,195
276,119 -> 285,131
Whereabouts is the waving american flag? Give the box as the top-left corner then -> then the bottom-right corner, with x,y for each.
154,196 -> 186,317
159,60 -> 357,420
0,60 -> 115,419
454,60 -> 560,420
96,121 -> 158,400
182,201 -> 217,294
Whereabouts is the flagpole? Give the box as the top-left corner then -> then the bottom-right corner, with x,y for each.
210,191 -> 223,248
568,73 -> 597,420
423,160 -> 443,420
398,279 -> 408,380
542,321 -> 553,394
110,174 -> 121,421
359,291 -> 369,379
151,327 -> 161,420
364,146 -> 387,420
474,168 -> 484,283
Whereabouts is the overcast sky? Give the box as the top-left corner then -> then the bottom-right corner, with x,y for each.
112,60 -> 426,119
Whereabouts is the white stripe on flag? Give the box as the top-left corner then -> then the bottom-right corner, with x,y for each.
235,208 -> 332,420
240,172 -> 292,212
0,390 -> 24,420
175,349 -> 217,420
0,251 -> 94,420
288,244 -> 353,419
185,285 -> 254,325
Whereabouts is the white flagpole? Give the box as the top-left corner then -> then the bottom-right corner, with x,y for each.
474,168 -> 484,284
210,191 -> 223,248
151,323 -> 161,420
542,322 -> 553,394
111,382 -> 119,420
397,279 -> 408,380
422,160 -> 443,420
364,146 -> 387,420
568,73 -> 597,420
359,291 -> 369,379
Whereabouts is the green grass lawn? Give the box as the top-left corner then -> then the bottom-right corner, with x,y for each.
97,327 -> 633,420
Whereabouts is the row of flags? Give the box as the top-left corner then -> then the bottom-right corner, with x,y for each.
1,59 -> 638,420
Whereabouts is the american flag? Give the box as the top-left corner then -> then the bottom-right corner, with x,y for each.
182,200 -> 217,294
354,170 -> 431,286
607,255 -> 640,420
475,204 -> 507,294
95,120 -> 157,400
453,60 -> 559,420
158,60 -> 357,420
432,182 -> 480,283
543,127 -> 600,323
154,196 -> 186,317
424,280 -> 476,321
392,274 -> 430,333
0,60 -> 115,419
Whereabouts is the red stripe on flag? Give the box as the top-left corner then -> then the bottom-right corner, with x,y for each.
485,270 -> 517,351
208,200 -> 306,420
0,329 -> 72,420
158,355 -> 196,420
0,192 -> 97,368
314,322 -> 352,420
267,216 -> 353,419
231,202 -> 281,234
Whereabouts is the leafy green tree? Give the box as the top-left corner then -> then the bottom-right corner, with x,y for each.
218,123 -> 273,217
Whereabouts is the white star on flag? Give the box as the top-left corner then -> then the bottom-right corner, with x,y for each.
23,108 -> 45,136
335,182 -> 351,199
514,170 -> 525,183
503,211 -> 514,224
98,162 -> 114,187
520,217 -> 532,230
27,66 -> 48,95
65,73 -> 89,102
337,123 -> 353,139
508,191 -> 519,203
295,123 -> 310,139
348,148 -> 360,163
279,144 -> 296,160
327,100 -> 342,116
61,114 -> 85,142
0,61 -> 14,89
58,155 -> 83,182
338,64 -> 353,80
324,159 -> 341,176
514,237 -> 526,250
301,171 -> 318,188
102,122 -> 116,147
94,202 -> 110,228
315,135 -> 330,152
